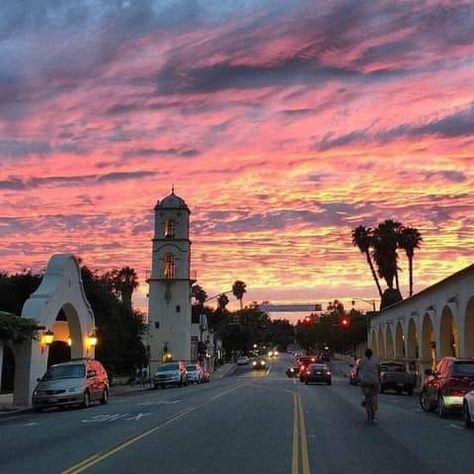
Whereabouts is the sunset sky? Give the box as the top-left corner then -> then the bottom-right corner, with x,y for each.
1,1 -> 473,317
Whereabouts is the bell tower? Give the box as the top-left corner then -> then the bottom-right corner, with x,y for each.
148,190 -> 192,372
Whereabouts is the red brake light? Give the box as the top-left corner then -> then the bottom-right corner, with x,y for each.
306,370 -> 311,375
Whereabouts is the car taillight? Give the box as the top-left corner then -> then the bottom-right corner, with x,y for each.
306,370 -> 311,375
325,371 -> 331,375
446,387 -> 467,396
300,365 -> 305,371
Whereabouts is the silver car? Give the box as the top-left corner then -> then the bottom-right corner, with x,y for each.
32,359 -> 109,412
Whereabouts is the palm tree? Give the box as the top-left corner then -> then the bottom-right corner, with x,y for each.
398,226 -> 423,297
372,220 -> 403,308
217,293 -> 229,312
113,267 -> 139,311
232,280 -> 247,310
191,284 -> 207,307
352,226 -> 383,298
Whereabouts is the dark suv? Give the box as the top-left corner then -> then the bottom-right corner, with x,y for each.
420,357 -> 474,417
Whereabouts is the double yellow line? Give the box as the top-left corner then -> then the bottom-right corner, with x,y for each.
292,393 -> 311,474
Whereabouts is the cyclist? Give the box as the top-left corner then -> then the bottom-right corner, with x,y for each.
357,348 -> 380,415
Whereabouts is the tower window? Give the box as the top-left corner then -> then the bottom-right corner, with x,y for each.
163,253 -> 176,279
165,219 -> 176,238
176,305 -> 181,313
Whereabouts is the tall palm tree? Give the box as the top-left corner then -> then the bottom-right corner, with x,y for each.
113,267 -> 139,311
371,220 -> 402,290
232,280 -> 247,310
351,226 -> 383,298
217,293 -> 229,312
398,226 -> 423,297
372,220 -> 403,309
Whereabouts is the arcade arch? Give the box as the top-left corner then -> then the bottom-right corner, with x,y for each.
421,314 -> 436,368
395,322 -> 405,359
377,327 -> 385,359
464,297 -> 474,357
385,326 -> 394,358
407,319 -> 418,359
13,254 -> 95,405
439,306 -> 459,357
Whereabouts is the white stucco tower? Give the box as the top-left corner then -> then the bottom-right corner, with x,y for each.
148,190 -> 193,372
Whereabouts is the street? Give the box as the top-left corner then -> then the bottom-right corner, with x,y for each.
0,354 -> 472,474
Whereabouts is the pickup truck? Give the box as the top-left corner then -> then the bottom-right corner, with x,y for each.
380,361 -> 416,396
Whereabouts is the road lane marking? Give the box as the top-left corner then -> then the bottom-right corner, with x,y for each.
292,394 -> 299,474
292,393 -> 311,474
298,394 -> 310,474
62,408 -> 197,474
63,383 -> 248,474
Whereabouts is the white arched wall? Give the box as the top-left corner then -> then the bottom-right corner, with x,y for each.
439,305 -> 459,357
370,330 -> 377,355
14,254 -> 95,405
377,327 -> 385,359
395,322 -> 404,359
385,326 -> 394,359
421,313 -> 436,368
407,318 -> 418,360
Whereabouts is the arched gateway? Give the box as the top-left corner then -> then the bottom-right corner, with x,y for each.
13,254 -> 95,405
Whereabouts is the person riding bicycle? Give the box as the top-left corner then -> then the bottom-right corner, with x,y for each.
357,348 -> 380,412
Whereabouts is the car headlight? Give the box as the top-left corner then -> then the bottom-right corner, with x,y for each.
252,361 -> 257,366
261,361 -> 266,365
68,386 -> 82,393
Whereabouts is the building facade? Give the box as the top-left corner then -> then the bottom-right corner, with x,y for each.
369,264 -> 474,384
147,191 -> 193,373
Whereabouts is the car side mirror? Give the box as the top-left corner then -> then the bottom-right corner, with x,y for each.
87,370 -> 96,378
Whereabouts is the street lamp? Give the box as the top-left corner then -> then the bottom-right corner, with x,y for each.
41,329 -> 54,353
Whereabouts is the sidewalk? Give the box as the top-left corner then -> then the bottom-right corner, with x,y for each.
212,362 -> 237,379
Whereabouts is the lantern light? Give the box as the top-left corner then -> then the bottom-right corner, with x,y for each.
87,331 -> 98,347
42,330 -> 54,346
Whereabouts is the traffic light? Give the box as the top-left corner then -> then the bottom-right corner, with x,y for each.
340,316 -> 350,329
303,316 -> 312,327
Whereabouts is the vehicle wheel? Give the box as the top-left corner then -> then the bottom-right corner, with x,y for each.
82,390 -> 91,409
327,380 -> 332,386
300,378 -> 304,383
406,387 -> 414,396
396,387 -> 402,395
419,391 -> 434,412
161,384 -> 165,389
305,380 -> 308,385
437,394 -> 448,418
100,388 -> 108,405
380,385 -> 384,394
153,383 -> 158,390
33,406 -> 42,413
464,402 -> 473,429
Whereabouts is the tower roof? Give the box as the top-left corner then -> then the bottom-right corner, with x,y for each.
154,190 -> 189,211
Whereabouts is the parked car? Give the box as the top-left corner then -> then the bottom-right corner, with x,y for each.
420,357 -> 474,417
32,358 -> 109,412
379,361 -> 416,395
463,387 -> 474,428
349,359 -> 360,385
304,363 -> 332,385
186,364 -> 204,384
237,355 -> 250,365
252,359 -> 267,370
153,361 -> 188,388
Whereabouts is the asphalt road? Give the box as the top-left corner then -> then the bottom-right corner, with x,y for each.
0,355 -> 472,474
